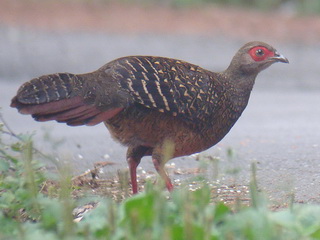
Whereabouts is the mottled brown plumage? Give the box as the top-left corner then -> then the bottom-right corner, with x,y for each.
11,41 -> 288,193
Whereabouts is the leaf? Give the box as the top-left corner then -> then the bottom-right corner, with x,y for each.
11,142 -> 23,152
0,159 -> 9,172
213,202 -> 230,223
190,185 -> 211,209
311,228 -> 320,238
269,210 -> 295,228
120,192 -> 156,235
171,224 -> 184,240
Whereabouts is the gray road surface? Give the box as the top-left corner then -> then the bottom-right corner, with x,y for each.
1,26 -> 320,203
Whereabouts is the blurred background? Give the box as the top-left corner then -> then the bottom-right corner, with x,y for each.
1,0 -> 320,203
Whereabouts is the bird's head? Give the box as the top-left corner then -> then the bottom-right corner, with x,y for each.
226,41 -> 289,76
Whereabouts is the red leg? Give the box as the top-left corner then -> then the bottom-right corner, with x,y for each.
126,146 -> 151,194
127,157 -> 140,194
152,157 -> 174,192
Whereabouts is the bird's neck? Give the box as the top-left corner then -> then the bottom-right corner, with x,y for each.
219,69 -> 257,96
222,57 -> 260,95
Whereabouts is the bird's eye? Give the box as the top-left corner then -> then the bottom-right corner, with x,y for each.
255,49 -> 264,56
249,46 -> 273,62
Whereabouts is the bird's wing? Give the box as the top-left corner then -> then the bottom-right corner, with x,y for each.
11,56 -> 224,126
113,56 -> 223,123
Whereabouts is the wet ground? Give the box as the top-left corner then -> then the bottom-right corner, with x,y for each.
1,15 -> 320,204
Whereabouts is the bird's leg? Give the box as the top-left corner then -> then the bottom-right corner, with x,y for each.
126,146 -> 151,194
152,153 -> 173,192
127,156 -> 140,194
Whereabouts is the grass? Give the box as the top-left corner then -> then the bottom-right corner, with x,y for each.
106,0 -> 320,14
1,118 -> 320,239
37,0 -> 320,15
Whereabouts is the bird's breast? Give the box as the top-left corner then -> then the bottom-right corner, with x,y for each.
104,106 -> 221,157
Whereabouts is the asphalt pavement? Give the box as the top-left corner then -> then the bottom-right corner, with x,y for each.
1,26 -> 319,203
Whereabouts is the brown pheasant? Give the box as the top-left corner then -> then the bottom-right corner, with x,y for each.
11,41 -> 288,194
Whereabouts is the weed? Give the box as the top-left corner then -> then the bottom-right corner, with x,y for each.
1,113 -> 320,239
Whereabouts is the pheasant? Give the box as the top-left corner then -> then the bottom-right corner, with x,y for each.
11,41 -> 288,194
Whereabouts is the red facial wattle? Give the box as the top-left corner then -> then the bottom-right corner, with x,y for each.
249,46 -> 275,62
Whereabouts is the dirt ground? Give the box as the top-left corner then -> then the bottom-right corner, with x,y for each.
1,0 -> 320,43
1,0 -> 320,207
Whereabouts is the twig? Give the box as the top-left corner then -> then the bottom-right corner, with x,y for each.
0,113 -> 24,141
72,161 -> 115,181
0,112 -> 52,160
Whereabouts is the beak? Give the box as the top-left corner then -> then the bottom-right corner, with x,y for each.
270,51 -> 289,63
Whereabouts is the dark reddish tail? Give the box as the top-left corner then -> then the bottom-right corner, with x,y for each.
11,73 -> 123,126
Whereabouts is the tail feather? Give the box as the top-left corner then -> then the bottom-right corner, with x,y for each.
33,103 -> 95,122
83,108 -> 124,126
12,96 -> 83,115
11,73 -> 124,126
57,108 -> 101,124
62,107 -> 123,126
13,73 -> 76,105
